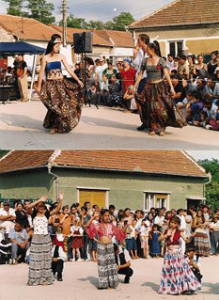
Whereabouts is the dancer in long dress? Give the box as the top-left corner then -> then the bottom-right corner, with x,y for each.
134,41 -> 186,136
27,192 -> 63,286
158,216 -> 201,295
86,209 -> 126,289
35,34 -> 84,134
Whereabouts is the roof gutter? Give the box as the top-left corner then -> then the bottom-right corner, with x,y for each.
129,21 -> 219,30
51,164 -> 208,179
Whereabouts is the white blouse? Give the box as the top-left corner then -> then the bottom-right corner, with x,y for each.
33,216 -> 49,235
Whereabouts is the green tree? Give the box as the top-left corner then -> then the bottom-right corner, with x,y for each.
3,0 -> 24,16
0,151 -> 9,158
86,20 -> 105,30
25,0 -> 55,24
62,14 -> 88,29
199,159 -> 219,211
109,12 -> 135,31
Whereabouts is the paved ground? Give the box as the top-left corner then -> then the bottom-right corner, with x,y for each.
0,256 -> 219,300
0,99 -> 219,150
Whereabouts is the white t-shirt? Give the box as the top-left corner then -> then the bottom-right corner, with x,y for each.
133,48 -> 147,79
140,222 -> 150,237
116,246 -> 131,265
0,208 -> 16,225
154,216 -> 165,226
95,64 -> 107,84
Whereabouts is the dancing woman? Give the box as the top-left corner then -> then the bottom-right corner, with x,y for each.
86,209 -> 126,289
35,34 -> 84,134
158,216 -> 201,295
27,192 -> 63,286
134,41 -> 186,136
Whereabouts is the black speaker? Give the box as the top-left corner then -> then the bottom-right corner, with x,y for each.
82,32 -> 93,53
73,33 -> 83,54
73,32 -> 93,54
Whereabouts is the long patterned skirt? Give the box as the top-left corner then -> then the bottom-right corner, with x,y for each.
158,248 -> 201,295
97,243 -> 119,289
40,78 -> 84,133
27,234 -> 54,286
136,81 -> 186,133
194,228 -> 210,256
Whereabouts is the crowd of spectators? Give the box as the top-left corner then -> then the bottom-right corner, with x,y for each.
0,199 -> 219,265
79,50 -> 219,131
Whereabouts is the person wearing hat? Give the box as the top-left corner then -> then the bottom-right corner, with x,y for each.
95,57 -> 108,104
0,200 -> 16,235
120,59 -> 136,94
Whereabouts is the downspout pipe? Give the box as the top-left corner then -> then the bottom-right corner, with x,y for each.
203,172 -> 212,205
47,163 -> 59,201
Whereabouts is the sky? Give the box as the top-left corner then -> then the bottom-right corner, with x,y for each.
187,151 -> 219,161
0,0 -> 174,23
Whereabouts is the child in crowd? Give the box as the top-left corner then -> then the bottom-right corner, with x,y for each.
125,220 -> 138,259
87,84 -> 99,109
186,248 -> 203,284
208,101 -> 219,131
186,91 -> 203,126
90,214 -> 99,262
149,224 -> 161,257
140,219 -> 150,258
70,219 -> 84,262
123,85 -> 137,112
52,228 -> 67,281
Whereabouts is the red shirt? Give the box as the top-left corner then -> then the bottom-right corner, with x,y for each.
120,67 -> 136,93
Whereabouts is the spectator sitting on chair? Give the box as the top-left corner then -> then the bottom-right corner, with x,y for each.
8,221 -> 28,264
114,243 -> 134,284
0,200 -> 16,236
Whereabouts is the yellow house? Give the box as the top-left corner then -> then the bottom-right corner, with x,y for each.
129,0 -> 219,57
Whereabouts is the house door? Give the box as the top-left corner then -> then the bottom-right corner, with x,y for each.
79,189 -> 107,209
187,199 -> 203,209
154,194 -> 168,209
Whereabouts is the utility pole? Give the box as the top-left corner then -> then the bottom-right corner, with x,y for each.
62,0 -> 67,47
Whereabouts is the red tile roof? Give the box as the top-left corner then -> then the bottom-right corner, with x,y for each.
50,25 -> 112,47
94,30 -> 133,48
129,0 -> 219,28
0,14 -> 58,41
0,150 -> 53,173
0,150 -> 206,178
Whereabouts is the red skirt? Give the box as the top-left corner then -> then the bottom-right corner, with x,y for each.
71,237 -> 83,249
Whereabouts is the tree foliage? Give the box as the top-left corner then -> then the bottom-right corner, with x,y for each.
62,12 -> 135,31
4,0 -> 55,24
3,0 -> 24,16
199,159 -> 219,212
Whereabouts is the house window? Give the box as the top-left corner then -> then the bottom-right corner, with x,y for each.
169,41 -> 183,57
78,189 -> 108,208
145,193 -> 169,211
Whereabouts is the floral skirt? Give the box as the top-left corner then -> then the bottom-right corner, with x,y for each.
158,248 -> 201,295
136,81 -> 186,132
97,242 -> 119,289
194,228 -> 210,256
27,234 -> 54,286
40,78 -> 84,133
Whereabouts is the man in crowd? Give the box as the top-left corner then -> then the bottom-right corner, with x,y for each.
133,34 -> 150,131
15,54 -> 28,102
8,221 -> 28,264
0,200 -> 16,235
95,57 -> 108,104
114,243 -> 134,284
178,54 -> 190,80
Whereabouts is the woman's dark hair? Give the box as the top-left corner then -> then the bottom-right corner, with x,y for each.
211,51 -> 218,57
100,208 -> 109,216
169,216 -> 181,226
148,40 -> 161,57
139,34 -> 150,45
45,34 -> 61,55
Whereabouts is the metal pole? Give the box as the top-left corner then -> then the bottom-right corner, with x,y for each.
62,0 -> 67,47
29,54 -> 37,101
